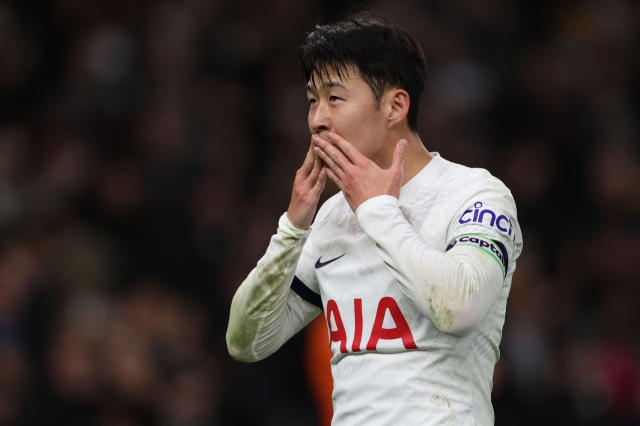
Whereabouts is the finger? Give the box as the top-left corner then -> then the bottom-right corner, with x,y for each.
325,167 -> 344,191
314,146 -> 346,181
320,132 -> 365,166
299,140 -> 316,177
313,135 -> 352,171
306,152 -> 324,181
310,167 -> 327,195
391,139 -> 408,172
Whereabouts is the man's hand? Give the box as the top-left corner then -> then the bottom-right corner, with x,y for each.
286,140 -> 328,230
313,133 -> 407,211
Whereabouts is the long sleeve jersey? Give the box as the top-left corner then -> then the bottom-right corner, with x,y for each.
227,154 -> 523,425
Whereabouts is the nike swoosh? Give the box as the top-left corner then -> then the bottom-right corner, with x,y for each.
315,254 -> 345,269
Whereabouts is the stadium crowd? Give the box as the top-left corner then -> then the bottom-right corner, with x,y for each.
0,0 -> 638,425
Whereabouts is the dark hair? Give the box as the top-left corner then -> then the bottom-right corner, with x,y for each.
300,12 -> 428,131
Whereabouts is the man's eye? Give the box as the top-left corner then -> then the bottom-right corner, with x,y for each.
308,98 -> 317,105
329,96 -> 340,102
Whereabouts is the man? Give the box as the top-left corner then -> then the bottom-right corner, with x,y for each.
227,13 -> 523,425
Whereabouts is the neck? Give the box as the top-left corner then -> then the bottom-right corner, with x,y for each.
372,130 -> 433,186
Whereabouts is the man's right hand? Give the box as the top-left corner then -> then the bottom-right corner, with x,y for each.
286,140 -> 327,230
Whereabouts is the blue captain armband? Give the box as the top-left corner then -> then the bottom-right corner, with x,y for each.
446,234 -> 509,277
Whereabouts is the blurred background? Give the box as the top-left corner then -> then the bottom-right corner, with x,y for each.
0,0 -> 639,425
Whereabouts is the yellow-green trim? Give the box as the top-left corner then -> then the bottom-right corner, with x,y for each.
454,244 -> 505,276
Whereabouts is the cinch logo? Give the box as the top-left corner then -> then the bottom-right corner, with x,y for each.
459,202 -> 513,236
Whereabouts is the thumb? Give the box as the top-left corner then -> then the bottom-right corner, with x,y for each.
391,139 -> 408,172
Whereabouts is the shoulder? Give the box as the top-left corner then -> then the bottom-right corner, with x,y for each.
439,157 -> 509,191
423,157 -> 522,261
434,158 -> 516,218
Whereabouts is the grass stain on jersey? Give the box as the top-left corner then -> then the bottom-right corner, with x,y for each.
425,283 -> 454,332
228,232 -> 303,360
431,393 -> 458,425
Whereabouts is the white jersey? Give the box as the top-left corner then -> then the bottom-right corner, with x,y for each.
291,154 -> 522,425
226,153 -> 523,426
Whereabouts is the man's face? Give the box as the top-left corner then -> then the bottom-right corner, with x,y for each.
306,68 -> 388,160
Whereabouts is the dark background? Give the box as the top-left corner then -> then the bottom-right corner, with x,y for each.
0,0 -> 639,425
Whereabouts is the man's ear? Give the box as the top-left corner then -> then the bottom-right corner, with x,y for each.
387,89 -> 410,129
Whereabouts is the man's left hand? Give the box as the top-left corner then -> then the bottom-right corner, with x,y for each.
313,133 -> 407,211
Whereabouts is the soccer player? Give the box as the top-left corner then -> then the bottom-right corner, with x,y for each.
226,13 -> 523,425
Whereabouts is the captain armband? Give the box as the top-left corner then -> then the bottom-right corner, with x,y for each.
446,234 -> 509,278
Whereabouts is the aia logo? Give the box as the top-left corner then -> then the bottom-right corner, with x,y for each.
325,297 -> 417,353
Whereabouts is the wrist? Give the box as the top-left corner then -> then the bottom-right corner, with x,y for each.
285,201 -> 311,230
355,195 -> 399,219
350,189 -> 399,212
355,195 -> 400,237
282,212 -> 312,235
284,213 -> 309,231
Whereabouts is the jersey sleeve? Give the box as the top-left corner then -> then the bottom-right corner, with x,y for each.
290,230 -> 322,310
355,173 -> 522,337
444,175 -> 522,277
226,213 -> 321,362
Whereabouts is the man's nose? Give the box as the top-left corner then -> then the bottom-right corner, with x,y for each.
309,103 -> 332,134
